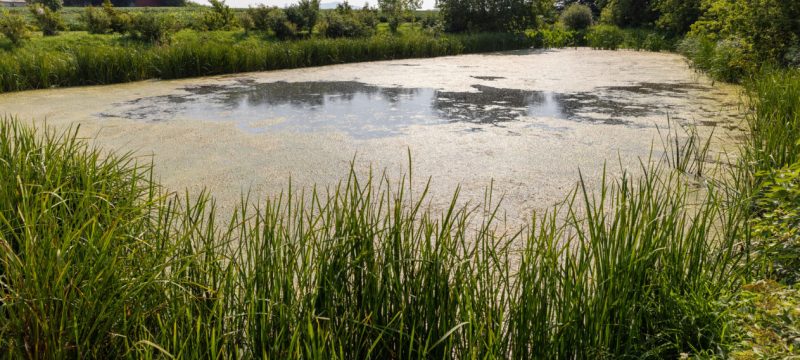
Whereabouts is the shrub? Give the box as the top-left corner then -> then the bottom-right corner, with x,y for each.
690,0 -> 800,67
438,0 -> 548,32
599,0 -> 658,27
679,35 -> 751,82
238,12 -> 254,33
786,46 -> 800,69
103,0 -> 131,34
751,161 -> 800,284
587,24 -> 624,50
285,0 -> 319,34
419,12 -> 442,35
246,5 -> 272,31
84,6 -> 112,34
560,3 -> 593,31
127,11 -> 175,44
196,0 -> 237,31
246,6 -> 297,39
29,4 -> 64,36
30,0 -> 62,11
527,26 -> 578,47
356,6 -> 380,29
0,10 -> 28,46
642,32 -> 669,51
321,12 -> 373,38
653,0 -> 701,35
266,8 -> 297,40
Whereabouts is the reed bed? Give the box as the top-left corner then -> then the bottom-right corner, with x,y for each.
0,116 -> 750,358
0,32 -> 531,93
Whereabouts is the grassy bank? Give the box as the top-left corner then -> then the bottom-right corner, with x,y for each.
0,30 -> 530,93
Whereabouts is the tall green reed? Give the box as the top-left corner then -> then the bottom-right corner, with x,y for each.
0,32 -> 531,93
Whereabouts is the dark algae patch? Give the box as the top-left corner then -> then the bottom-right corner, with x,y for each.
101,80 -> 729,138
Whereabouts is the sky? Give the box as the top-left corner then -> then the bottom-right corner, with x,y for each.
189,0 -> 438,9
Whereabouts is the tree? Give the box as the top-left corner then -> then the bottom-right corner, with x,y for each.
599,0 -> 657,27
378,0 -> 420,33
560,3 -> 593,30
653,0 -> 700,35
437,0 -> 550,33
29,3 -> 64,36
286,0 -> 320,35
30,0 -> 63,12
690,0 -> 800,65
0,10 -> 29,46
557,0 -> 601,15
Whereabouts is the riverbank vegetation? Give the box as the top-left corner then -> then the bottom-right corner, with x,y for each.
1,0 -> 800,358
1,67 -> 798,357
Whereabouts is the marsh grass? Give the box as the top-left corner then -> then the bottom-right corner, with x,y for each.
0,116 -> 749,358
0,31 -> 531,92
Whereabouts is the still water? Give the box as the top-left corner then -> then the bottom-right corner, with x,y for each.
0,48 -> 744,227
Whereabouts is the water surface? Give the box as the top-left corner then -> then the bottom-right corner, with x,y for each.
0,48 -> 744,227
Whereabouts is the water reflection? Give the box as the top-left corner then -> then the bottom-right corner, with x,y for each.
101,80 -> 712,138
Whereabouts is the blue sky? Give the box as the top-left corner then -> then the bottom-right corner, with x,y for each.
189,0 -> 438,9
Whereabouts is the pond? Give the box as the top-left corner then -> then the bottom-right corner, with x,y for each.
0,48 -> 744,227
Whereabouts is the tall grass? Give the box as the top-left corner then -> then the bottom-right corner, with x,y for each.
0,117 -> 747,358
743,69 -> 800,172
0,31 -> 532,93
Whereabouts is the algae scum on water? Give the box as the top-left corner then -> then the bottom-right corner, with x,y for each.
0,49 -> 745,226
100,78 -> 742,138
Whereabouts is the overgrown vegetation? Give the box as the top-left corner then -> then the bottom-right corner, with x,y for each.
0,10 -> 28,46
437,0 -> 550,32
0,31 -> 532,92
29,3 -> 64,36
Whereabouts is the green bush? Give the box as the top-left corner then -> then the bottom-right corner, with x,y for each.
104,0 -> 131,33
560,3 -> 593,31
355,7 -> 379,30
599,0 -> 658,27
83,6 -> 112,34
438,0 -> 549,32
0,10 -> 29,46
690,0 -> 800,68
587,24 -> 624,50
238,12 -> 254,33
246,5 -> 272,31
246,6 -> 298,39
678,35 -> 750,82
321,12 -> 373,38
29,4 -> 64,36
126,11 -> 175,44
642,32 -> 669,51
195,0 -> 237,31
29,0 -> 62,11
653,0 -> 701,35
285,0 -> 320,34
265,8 -> 297,40
527,26 -> 578,47
751,161 -> 800,284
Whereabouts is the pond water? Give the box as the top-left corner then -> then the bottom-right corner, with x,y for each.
0,48 -> 744,228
